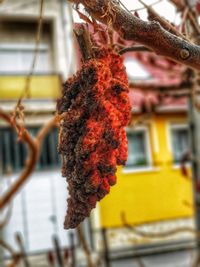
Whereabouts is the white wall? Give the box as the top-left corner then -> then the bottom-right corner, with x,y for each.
2,170 -> 73,254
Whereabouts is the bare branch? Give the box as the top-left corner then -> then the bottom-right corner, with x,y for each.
69,0 -> 200,70
77,225 -> 96,267
121,212 -> 196,238
0,110 -> 38,210
119,45 -> 150,54
36,116 -> 57,144
139,0 -> 187,40
0,110 -> 56,210
0,239 -> 21,267
73,25 -> 94,61
0,202 -> 12,229
16,0 -> 44,107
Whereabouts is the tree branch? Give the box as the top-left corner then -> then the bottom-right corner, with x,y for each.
69,0 -> 200,70
0,110 -> 57,210
119,45 -> 150,54
121,212 -> 196,238
77,225 -> 96,267
0,110 -> 38,210
139,0 -> 187,40
73,25 -> 94,61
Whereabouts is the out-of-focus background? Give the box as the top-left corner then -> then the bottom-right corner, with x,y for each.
0,0 -> 199,266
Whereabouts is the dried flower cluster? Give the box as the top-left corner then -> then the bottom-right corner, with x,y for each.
57,49 -> 131,228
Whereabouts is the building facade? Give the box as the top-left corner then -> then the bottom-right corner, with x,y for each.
0,0 -> 195,257
0,0 -> 78,255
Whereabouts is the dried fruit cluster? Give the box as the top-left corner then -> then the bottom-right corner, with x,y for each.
57,49 -> 131,229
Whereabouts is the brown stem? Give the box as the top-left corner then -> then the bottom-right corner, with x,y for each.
169,0 -> 200,35
74,25 -> 94,61
119,45 -> 150,54
69,0 -> 200,70
121,212 -> 197,238
36,116 -> 57,144
0,202 -> 12,229
0,110 -> 56,210
0,110 -> 38,210
0,239 -> 21,266
77,225 -> 96,267
139,0 -> 187,40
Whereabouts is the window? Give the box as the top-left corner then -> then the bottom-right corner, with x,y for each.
0,127 -> 60,174
170,125 -> 189,164
0,20 -> 53,74
126,128 -> 151,168
0,44 -> 51,74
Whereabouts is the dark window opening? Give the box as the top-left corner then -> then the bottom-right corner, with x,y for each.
0,127 -> 60,175
125,130 -> 150,168
171,127 -> 189,164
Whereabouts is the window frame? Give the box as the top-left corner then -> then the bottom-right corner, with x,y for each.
0,125 -> 60,175
123,126 -> 152,172
169,123 -> 190,167
0,43 -> 52,74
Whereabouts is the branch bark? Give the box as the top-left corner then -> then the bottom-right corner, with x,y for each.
0,110 -> 38,210
69,0 -> 200,70
119,45 -> 150,54
74,25 -> 94,61
0,110 -> 57,210
77,225 -> 96,267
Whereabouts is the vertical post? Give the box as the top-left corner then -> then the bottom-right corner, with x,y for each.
0,134 -> 4,266
189,95 -> 200,241
70,232 -> 76,267
52,235 -> 64,267
15,232 -> 30,267
101,228 -> 111,267
60,0 -> 77,78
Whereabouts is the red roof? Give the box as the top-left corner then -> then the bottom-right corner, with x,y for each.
127,52 -> 187,113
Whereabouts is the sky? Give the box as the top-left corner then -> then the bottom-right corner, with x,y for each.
73,0 -> 181,24
121,0 -> 178,22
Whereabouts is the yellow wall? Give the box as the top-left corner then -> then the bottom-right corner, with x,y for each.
99,114 -> 194,228
0,75 -> 61,99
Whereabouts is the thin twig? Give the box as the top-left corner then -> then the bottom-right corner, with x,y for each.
121,212 -> 196,239
77,225 -> 96,267
0,239 -> 21,267
17,0 -> 44,105
130,0 -> 163,12
138,0 -> 188,40
119,45 -> 150,54
0,110 -> 56,210
36,116 -> 57,143
188,11 -> 200,35
0,110 -> 38,210
0,202 -> 12,229
73,25 -> 94,61
180,7 -> 189,35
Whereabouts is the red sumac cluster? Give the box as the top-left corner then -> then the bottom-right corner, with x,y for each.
57,49 -> 131,228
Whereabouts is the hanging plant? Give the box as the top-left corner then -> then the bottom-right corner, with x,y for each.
57,47 -> 131,229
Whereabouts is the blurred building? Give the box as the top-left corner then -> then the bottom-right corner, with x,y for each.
0,0 -> 80,256
0,0 -> 195,260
